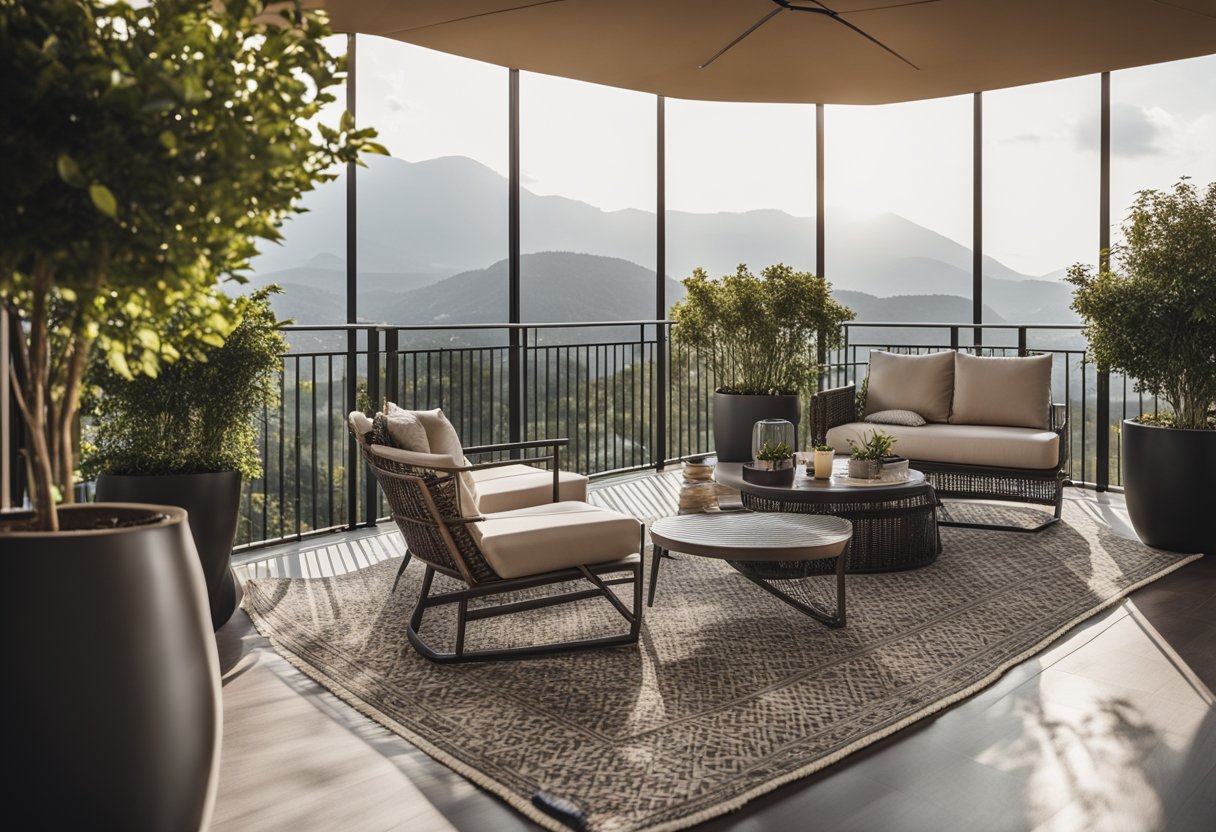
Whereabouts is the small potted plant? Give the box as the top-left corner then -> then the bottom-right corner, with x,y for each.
812,443 -> 836,479
846,430 -> 896,480
743,439 -> 796,485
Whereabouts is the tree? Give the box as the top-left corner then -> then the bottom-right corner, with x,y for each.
1067,178 -> 1216,431
0,0 -> 385,529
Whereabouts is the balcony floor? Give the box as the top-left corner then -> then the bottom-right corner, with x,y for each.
215,476 -> 1215,832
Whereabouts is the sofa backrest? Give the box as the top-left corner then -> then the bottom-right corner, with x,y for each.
864,350 -> 955,423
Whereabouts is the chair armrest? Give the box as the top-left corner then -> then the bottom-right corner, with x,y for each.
463,438 -> 570,455
810,384 -> 858,446
1050,403 -> 1069,471
464,439 -> 569,504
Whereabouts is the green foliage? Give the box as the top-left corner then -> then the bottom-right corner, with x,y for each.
670,264 -> 855,396
1067,179 -> 1216,431
846,429 -> 896,460
0,0 -> 385,528
755,440 -> 793,462
82,288 -> 286,479
812,443 -> 834,453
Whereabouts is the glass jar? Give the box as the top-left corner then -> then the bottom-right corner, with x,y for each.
751,419 -> 796,468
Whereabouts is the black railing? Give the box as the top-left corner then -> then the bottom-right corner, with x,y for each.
232,320 -> 1146,551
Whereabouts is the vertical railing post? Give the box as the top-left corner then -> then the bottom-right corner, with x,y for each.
508,69 -> 522,455
1096,71 -> 1111,492
384,327 -> 399,406
949,326 -> 959,352
365,327 -> 380,526
345,328 -> 357,530
655,94 -> 668,468
1017,326 -> 1027,357
816,329 -> 827,393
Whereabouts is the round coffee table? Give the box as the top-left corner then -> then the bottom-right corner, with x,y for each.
715,459 -> 940,573
649,512 -> 853,628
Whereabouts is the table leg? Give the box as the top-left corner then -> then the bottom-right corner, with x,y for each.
729,553 -> 846,628
648,545 -> 663,607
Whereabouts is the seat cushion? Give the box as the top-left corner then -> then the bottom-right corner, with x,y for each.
950,351 -> 1053,430
472,464 -> 589,514
864,350 -> 955,423
826,422 -> 1060,470
471,502 -> 641,579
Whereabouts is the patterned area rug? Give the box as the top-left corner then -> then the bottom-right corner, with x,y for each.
244,476 -> 1200,832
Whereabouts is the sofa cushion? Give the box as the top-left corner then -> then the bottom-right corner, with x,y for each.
366,444 -> 481,518
473,464 -> 589,514
471,502 -> 640,579
864,409 -> 926,427
950,352 -> 1052,430
826,422 -> 1060,470
864,350 -> 955,423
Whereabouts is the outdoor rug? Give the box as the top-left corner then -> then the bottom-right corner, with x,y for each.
244,475 -> 1201,832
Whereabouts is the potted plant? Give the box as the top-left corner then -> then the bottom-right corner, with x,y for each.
743,439 -> 796,485
671,263 -> 854,461
812,443 -> 836,479
1067,178 -> 1216,554
83,288 -> 287,630
847,430 -> 897,480
0,2 -> 383,827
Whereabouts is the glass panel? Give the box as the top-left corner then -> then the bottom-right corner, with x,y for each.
825,95 -> 971,333
665,99 -> 816,292
983,75 -> 1099,324
519,71 -> 656,321
356,36 -> 508,325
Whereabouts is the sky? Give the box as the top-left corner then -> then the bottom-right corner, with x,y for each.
353,37 -> 1214,278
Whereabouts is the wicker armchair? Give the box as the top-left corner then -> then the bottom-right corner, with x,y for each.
811,384 -> 1069,533
350,419 -> 644,663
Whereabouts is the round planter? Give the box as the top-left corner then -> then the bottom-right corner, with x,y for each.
1122,419 -> 1216,554
742,462 -> 796,486
1,504 -> 221,831
96,470 -> 242,630
713,392 -> 802,463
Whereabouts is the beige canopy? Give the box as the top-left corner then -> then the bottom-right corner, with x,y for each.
322,0 -> 1216,104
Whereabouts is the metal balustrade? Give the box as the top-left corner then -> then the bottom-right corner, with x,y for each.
219,319 -> 1147,550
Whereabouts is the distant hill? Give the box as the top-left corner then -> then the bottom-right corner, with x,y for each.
250,155 -> 1079,324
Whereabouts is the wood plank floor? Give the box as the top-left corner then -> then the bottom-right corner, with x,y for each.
215,480 -> 1215,832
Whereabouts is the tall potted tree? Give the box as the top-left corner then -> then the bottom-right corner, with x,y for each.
84,288 -> 287,630
1068,178 -> 1216,554
0,1 -> 383,828
671,263 -> 854,461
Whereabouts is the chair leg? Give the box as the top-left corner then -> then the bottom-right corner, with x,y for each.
404,560 -> 643,664
391,552 -> 412,593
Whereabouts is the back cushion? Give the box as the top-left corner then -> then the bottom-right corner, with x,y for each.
950,352 -> 1052,429
383,402 -> 430,452
864,350 -> 955,423
384,404 -> 479,506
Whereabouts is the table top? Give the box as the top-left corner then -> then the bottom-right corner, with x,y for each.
650,512 -> 852,561
714,459 -> 928,503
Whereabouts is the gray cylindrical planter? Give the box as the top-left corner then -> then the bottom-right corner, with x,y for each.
1122,419 -> 1216,554
96,470 -> 242,630
713,392 -> 802,463
2,504 -> 221,831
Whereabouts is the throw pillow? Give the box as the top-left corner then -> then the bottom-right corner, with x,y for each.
864,409 -> 926,427
383,402 -> 431,452
950,351 -> 1053,429
864,350 -> 955,423
387,405 -> 479,506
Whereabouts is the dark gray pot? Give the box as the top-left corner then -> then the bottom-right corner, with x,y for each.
712,392 -> 802,463
96,470 -> 242,630
2,504 -> 221,831
1123,419 -> 1216,554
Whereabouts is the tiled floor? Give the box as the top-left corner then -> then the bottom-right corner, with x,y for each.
214,483 -> 1215,831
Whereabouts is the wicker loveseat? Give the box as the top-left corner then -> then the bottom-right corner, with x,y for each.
811,350 -> 1068,532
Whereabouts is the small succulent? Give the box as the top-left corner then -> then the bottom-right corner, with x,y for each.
755,440 -> 793,462
846,429 -> 896,460
812,443 -> 834,452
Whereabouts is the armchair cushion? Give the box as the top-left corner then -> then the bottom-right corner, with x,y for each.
383,404 -> 479,501
383,402 -> 430,452
950,352 -> 1052,430
471,502 -> 641,579
473,465 -> 589,514
864,350 -> 955,423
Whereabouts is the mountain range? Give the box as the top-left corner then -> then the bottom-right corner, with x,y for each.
249,154 -> 1079,329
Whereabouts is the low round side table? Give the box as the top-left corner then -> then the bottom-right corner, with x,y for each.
649,512 -> 853,628
715,459 -> 940,574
